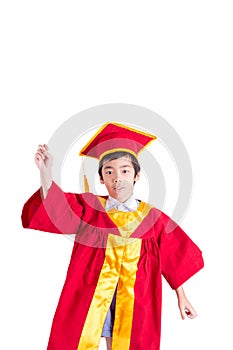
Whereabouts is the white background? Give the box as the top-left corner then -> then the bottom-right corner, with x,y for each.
1,1 -> 232,349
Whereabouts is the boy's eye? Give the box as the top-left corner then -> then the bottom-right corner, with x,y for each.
123,169 -> 130,173
105,171 -> 112,175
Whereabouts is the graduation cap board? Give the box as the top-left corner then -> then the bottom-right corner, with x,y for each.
79,122 -> 157,192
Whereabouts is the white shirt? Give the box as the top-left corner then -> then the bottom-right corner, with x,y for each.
105,194 -> 140,212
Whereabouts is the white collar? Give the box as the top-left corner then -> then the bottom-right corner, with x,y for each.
106,194 -> 139,212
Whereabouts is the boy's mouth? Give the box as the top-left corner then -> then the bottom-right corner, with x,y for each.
113,186 -> 124,191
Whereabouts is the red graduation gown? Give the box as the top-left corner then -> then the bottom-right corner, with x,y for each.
21,182 -> 204,350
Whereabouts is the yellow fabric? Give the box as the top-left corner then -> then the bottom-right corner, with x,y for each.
83,174 -> 89,192
98,196 -> 153,238
78,234 -> 126,349
82,157 -> 90,192
77,199 -> 152,350
112,237 -> 142,350
106,202 -> 152,238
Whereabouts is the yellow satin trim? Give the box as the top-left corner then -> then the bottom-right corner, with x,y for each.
98,197 -> 152,238
77,234 -> 141,350
112,237 -> 142,350
107,204 -> 152,238
77,200 -> 152,349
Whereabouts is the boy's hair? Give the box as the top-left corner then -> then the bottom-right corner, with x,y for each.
98,151 -> 141,183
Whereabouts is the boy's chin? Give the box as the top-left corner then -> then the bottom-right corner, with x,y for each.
110,190 -> 132,203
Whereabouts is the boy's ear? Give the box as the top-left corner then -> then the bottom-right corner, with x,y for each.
134,172 -> 140,182
99,176 -> 105,184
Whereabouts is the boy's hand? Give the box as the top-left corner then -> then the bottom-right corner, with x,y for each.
35,144 -> 53,171
175,286 -> 197,320
35,144 -> 53,197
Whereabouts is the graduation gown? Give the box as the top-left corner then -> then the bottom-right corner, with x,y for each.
21,182 -> 204,350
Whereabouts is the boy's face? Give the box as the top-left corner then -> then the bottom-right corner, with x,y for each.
99,156 -> 140,203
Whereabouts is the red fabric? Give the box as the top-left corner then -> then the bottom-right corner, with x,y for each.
21,182 -> 83,234
130,238 -> 162,350
21,182 -> 204,350
47,244 -> 106,349
79,122 -> 156,159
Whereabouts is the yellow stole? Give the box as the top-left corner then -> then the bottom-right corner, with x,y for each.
77,197 -> 152,350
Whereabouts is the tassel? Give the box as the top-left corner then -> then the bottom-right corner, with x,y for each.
82,158 -> 89,192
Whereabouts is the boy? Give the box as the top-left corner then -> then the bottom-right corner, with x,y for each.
22,122 -> 204,350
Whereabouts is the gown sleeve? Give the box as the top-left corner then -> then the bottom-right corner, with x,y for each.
159,212 -> 204,290
21,181 -> 84,234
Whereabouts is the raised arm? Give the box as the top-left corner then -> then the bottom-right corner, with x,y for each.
34,144 -> 53,198
22,144 -> 83,234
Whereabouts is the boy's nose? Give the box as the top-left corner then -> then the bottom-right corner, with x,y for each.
113,178 -> 121,183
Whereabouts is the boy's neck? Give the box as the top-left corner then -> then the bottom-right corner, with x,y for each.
108,193 -> 134,203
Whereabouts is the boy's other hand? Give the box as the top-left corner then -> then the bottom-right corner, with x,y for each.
175,286 -> 197,320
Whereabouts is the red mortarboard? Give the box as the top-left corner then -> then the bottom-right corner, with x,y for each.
79,122 -> 156,160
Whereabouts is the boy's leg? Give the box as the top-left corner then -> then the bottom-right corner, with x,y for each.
105,337 -> 112,350
102,289 -> 116,349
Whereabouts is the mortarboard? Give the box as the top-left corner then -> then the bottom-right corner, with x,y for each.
79,122 -> 156,191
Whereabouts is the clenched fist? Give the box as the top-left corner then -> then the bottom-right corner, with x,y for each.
35,144 -> 53,198
35,144 -> 53,171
